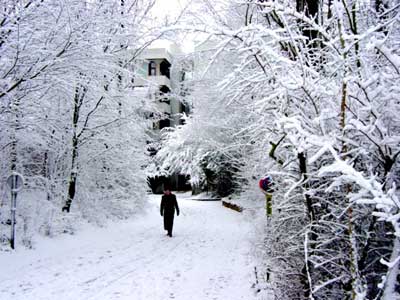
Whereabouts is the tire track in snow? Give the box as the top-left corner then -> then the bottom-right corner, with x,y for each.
83,234 -> 189,300
82,202 -> 204,299
0,195 -> 257,300
83,201 -> 207,299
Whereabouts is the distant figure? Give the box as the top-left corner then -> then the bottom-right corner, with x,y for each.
160,186 -> 180,237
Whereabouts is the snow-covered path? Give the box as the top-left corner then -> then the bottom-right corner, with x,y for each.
0,194 -> 257,300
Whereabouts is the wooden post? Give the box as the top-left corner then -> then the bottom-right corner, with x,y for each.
265,193 -> 272,216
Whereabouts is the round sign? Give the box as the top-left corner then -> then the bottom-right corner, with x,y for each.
6,172 -> 24,192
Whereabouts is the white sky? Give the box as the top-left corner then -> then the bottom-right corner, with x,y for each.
150,0 -> 194,52
151,0 -> 188,21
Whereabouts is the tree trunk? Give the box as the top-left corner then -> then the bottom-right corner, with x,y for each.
62,86 -> 81,213
298,151 -> 317,299
382,237 -> 400,300
43,151 -> 51,200
296,1 -> 320,297
63,137 -> 78,213
10,96 -> 21,172
298,152 -> 315,223
297,0 -> 320,48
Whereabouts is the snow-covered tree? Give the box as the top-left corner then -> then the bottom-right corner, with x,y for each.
157,0 -> 400,298
0,0 -> 158,244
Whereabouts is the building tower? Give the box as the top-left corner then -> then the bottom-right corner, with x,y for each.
134,45 -> 190,193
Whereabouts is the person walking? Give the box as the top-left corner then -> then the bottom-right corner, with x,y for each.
160,186 -> 180,237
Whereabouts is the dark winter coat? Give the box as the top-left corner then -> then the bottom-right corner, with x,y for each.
160,193 -> 180,234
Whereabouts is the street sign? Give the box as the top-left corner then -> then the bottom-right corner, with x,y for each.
6,172 -> 24,192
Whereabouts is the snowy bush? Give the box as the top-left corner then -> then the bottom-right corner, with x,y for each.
156,0 -> 400,298
0,0 -> 158,247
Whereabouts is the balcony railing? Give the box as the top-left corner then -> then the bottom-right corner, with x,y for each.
133,75 -> 171,88
156,101 -> 171,114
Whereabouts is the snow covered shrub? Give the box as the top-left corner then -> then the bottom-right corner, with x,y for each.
0,0 -> 158,246
157,0 -> 400,298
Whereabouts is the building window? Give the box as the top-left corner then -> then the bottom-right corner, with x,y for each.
160,85 -> 170,94
159,118 -> 170,129
158,86 -> 170,104
148,61 -> 156,76
160,60 -> 171,78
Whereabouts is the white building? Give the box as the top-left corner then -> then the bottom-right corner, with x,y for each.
134,45 -> 191,192
134,46 -> 189,130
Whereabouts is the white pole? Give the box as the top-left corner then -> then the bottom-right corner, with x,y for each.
10,176 -> 17,249
10,192 -> 16,249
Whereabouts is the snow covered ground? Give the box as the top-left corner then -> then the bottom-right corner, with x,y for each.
0,193 -> 260,300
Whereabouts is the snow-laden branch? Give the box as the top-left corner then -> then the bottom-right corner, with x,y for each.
318,146 -> 400,299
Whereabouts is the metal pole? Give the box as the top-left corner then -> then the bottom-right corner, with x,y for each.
10,175 -> 18,249
265,193 -> 272,216
10,192 -> 16,249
